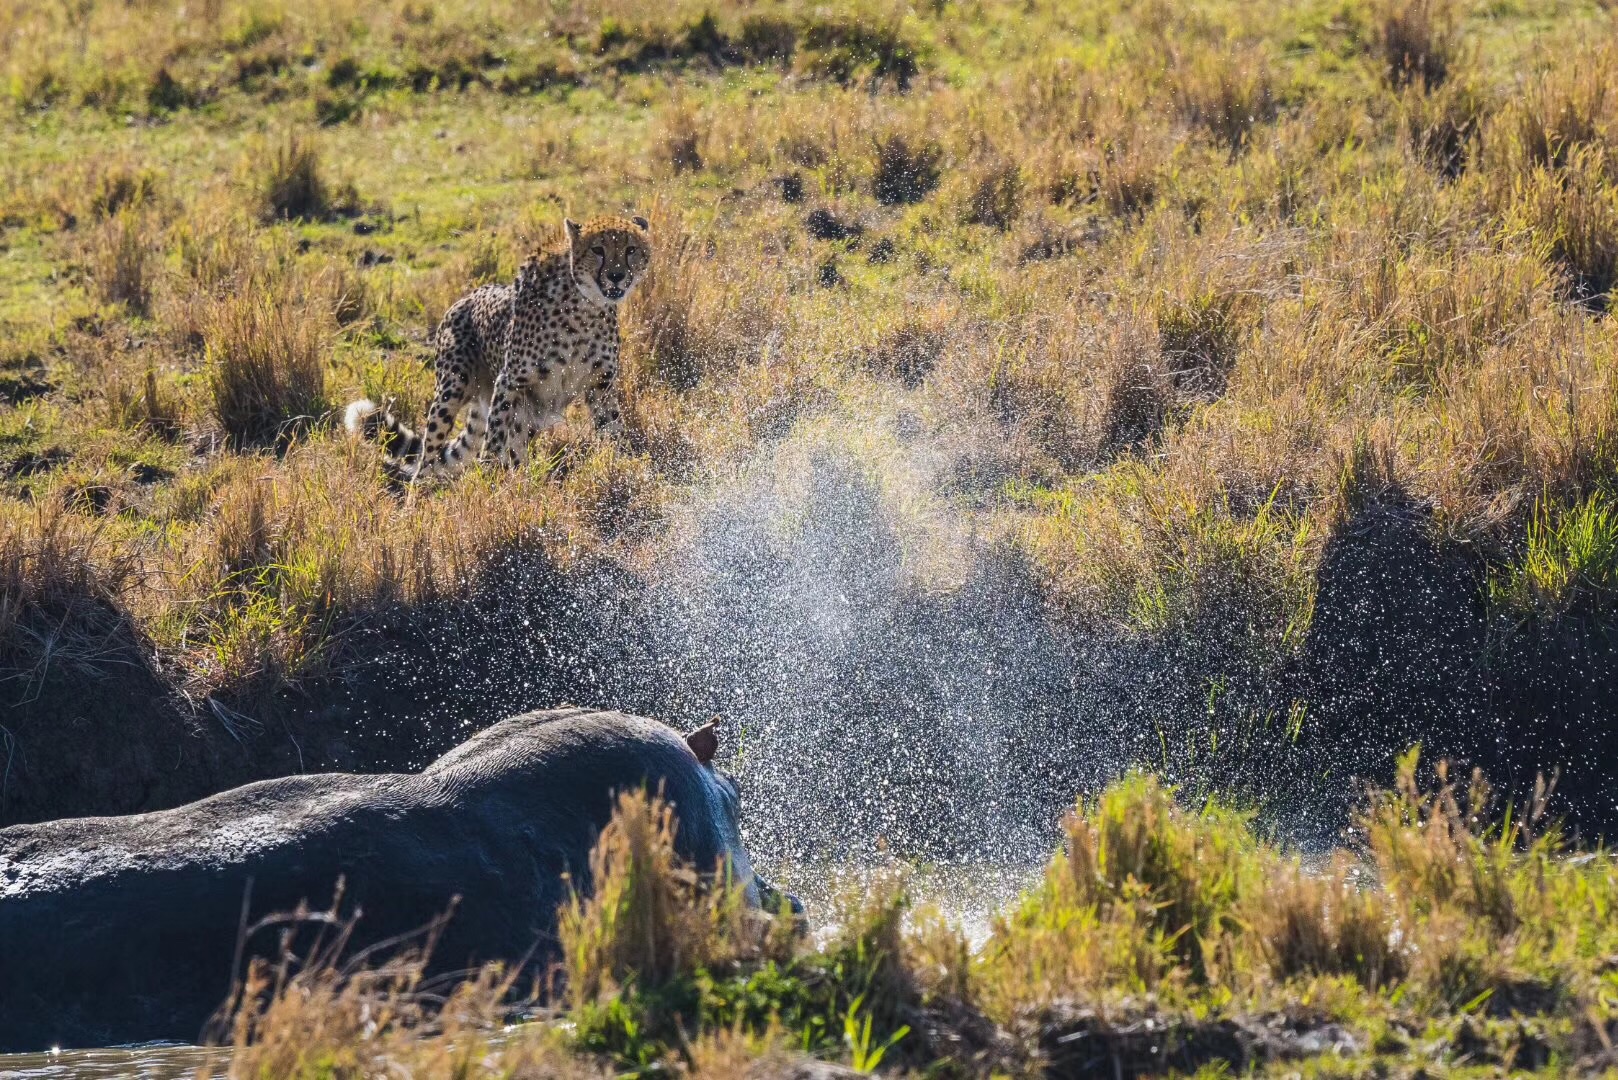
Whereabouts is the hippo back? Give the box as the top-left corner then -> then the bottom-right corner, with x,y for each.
0,707 -> 749,1052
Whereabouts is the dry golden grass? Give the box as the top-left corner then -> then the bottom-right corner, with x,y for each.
559,788 -> 765,1006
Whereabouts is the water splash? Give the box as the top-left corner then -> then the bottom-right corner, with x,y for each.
333,405 -> 1360,894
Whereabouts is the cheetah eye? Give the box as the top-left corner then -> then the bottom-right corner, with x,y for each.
591,245 -> 605,257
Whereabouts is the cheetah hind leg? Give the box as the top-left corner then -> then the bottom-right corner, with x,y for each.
434,395 -> 492,478
412,370 -> 475,481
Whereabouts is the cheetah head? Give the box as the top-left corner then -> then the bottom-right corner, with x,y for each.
565,215 -> 651,307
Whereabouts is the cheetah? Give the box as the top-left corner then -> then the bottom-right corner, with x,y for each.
345,215 -> 651,477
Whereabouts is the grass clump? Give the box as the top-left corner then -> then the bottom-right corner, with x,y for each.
873,132 -> 944,206
965,158 -> 1025,230
560,788 -> 759,1006
0,500 -> 138,676
253,132 -> 359,223
89,209 -> 155,316
1374,0 -> 1463,92
798,16 -> 921,89
1493,491 -> 1618,620
205,287 -> 330,448
1513,147 -> 1618,305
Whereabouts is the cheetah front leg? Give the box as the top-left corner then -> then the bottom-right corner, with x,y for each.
582,336 -> 624,435
503,397 -> 538,469
485,367 -> 541,470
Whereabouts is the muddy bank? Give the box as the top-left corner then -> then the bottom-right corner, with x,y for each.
4,489 -> 1615,852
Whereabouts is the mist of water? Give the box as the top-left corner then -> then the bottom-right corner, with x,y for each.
334,402 -> 1368,900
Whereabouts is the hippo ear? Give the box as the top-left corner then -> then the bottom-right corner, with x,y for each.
685,720 -> 718,765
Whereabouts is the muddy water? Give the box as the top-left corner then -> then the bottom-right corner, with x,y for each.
0,864 -> 1036,1078
0,1044 -> 224,1079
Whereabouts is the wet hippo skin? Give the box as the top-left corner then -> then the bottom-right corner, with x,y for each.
0,707 -> 776,1052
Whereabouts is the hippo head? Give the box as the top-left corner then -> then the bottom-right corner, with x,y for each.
685,721 -> 804,919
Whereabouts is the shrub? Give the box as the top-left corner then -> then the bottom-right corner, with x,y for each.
872,133 -> 943,205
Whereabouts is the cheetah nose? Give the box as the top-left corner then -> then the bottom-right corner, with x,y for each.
607,270 -> 625,284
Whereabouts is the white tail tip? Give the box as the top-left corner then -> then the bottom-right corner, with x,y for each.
344,398 -> 379,434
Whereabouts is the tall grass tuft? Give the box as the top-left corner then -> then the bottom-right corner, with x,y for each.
205,288 -> 330,447
873,132 -> 943,205
0,500 -> 139,675
1174,46 -> 1276,157
256,132 -> 342,222
1514,148 -> 1618,306
966,158 -> 1024,230
1059,773 -> 1262,980
1252,855 -> 1406,989
89,208 -> 154,315
559,788 -> 753,1007
1495,491 -> 1618,619
1374,0 -> 1462,91
622,203 -> 705,390
223,939 -> 596,1079
1512,56 -> 1612,173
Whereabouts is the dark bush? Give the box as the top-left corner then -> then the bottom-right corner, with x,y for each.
967,160 -> 1024,230
800,18 -> 920,89
873,134 -> 943,205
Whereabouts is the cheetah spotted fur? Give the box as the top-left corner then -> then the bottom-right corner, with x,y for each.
345,215 -> 651,477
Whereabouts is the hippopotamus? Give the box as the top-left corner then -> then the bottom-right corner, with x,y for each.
0,706 -> 789,1052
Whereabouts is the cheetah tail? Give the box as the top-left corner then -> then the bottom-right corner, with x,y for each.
344,398 -> 424,462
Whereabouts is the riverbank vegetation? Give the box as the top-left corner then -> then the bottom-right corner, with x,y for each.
221,761 -> 1618,1076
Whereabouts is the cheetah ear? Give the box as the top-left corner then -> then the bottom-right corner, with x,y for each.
631,214 -> 649,232
564,218 -> 581,247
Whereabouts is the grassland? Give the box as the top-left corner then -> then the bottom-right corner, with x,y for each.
4,0 -> 1617,682
5,0 -> 1618,780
